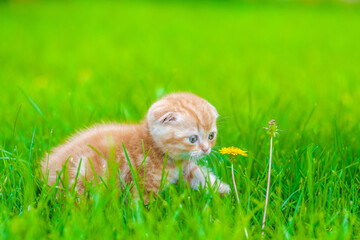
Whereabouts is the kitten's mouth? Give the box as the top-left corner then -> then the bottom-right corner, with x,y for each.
189,152 -> 207,161
178,151 -> 209,161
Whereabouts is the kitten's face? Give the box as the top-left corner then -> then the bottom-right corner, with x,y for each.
147,93 -> 218,161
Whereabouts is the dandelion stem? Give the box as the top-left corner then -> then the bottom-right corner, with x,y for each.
231,163 -> 240,204
262,136 -> 273,235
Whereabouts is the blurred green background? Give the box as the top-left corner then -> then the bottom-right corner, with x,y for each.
1,1 -> 360,144
1,1 -> 360,146
1,0 -> 360,238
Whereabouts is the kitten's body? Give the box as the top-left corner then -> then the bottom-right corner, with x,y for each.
42,93 -> 230,201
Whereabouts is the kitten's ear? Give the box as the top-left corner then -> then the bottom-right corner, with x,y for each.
156,112 -> 178,124
209,104 -> 219,118
147,104 -> 178,125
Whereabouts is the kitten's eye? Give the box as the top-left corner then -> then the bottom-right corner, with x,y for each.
189,135 -> 198,143
208,132 -> 215,140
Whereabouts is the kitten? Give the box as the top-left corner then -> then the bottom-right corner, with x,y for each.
42,92 -> 230,202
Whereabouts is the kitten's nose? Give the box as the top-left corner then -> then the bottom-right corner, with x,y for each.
201,147 -> 210,154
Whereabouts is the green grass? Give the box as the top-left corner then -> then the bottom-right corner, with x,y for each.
1,1 -> 360,239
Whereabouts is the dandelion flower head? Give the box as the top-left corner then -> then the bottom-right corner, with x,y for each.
219,147 -> 248,157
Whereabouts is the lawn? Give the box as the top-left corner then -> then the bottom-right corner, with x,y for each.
0,0 -> 360,239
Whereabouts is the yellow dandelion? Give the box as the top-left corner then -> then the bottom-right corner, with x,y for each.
219,147 -> 248,157
219,146 -> 248,204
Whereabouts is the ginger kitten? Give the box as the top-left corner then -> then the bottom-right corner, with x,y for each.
42,92 -> 230,202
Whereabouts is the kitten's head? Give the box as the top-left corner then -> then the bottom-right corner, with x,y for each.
147,92 -> 219,161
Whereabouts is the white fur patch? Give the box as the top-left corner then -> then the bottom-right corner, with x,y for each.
101,157 -> 108,174
119,153 -> 130,181
78,156 -> 87,176
167,168 -> 179,184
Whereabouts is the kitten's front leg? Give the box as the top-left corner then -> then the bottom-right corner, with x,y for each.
183,162 -> 230,194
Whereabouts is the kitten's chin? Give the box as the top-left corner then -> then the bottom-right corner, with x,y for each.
190,155 -> 204,161
179,151 -> 206,161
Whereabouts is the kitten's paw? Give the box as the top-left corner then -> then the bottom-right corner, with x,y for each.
218,182 -> 231,194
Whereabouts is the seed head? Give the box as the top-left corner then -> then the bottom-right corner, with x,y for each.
263,119 -> 280,138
